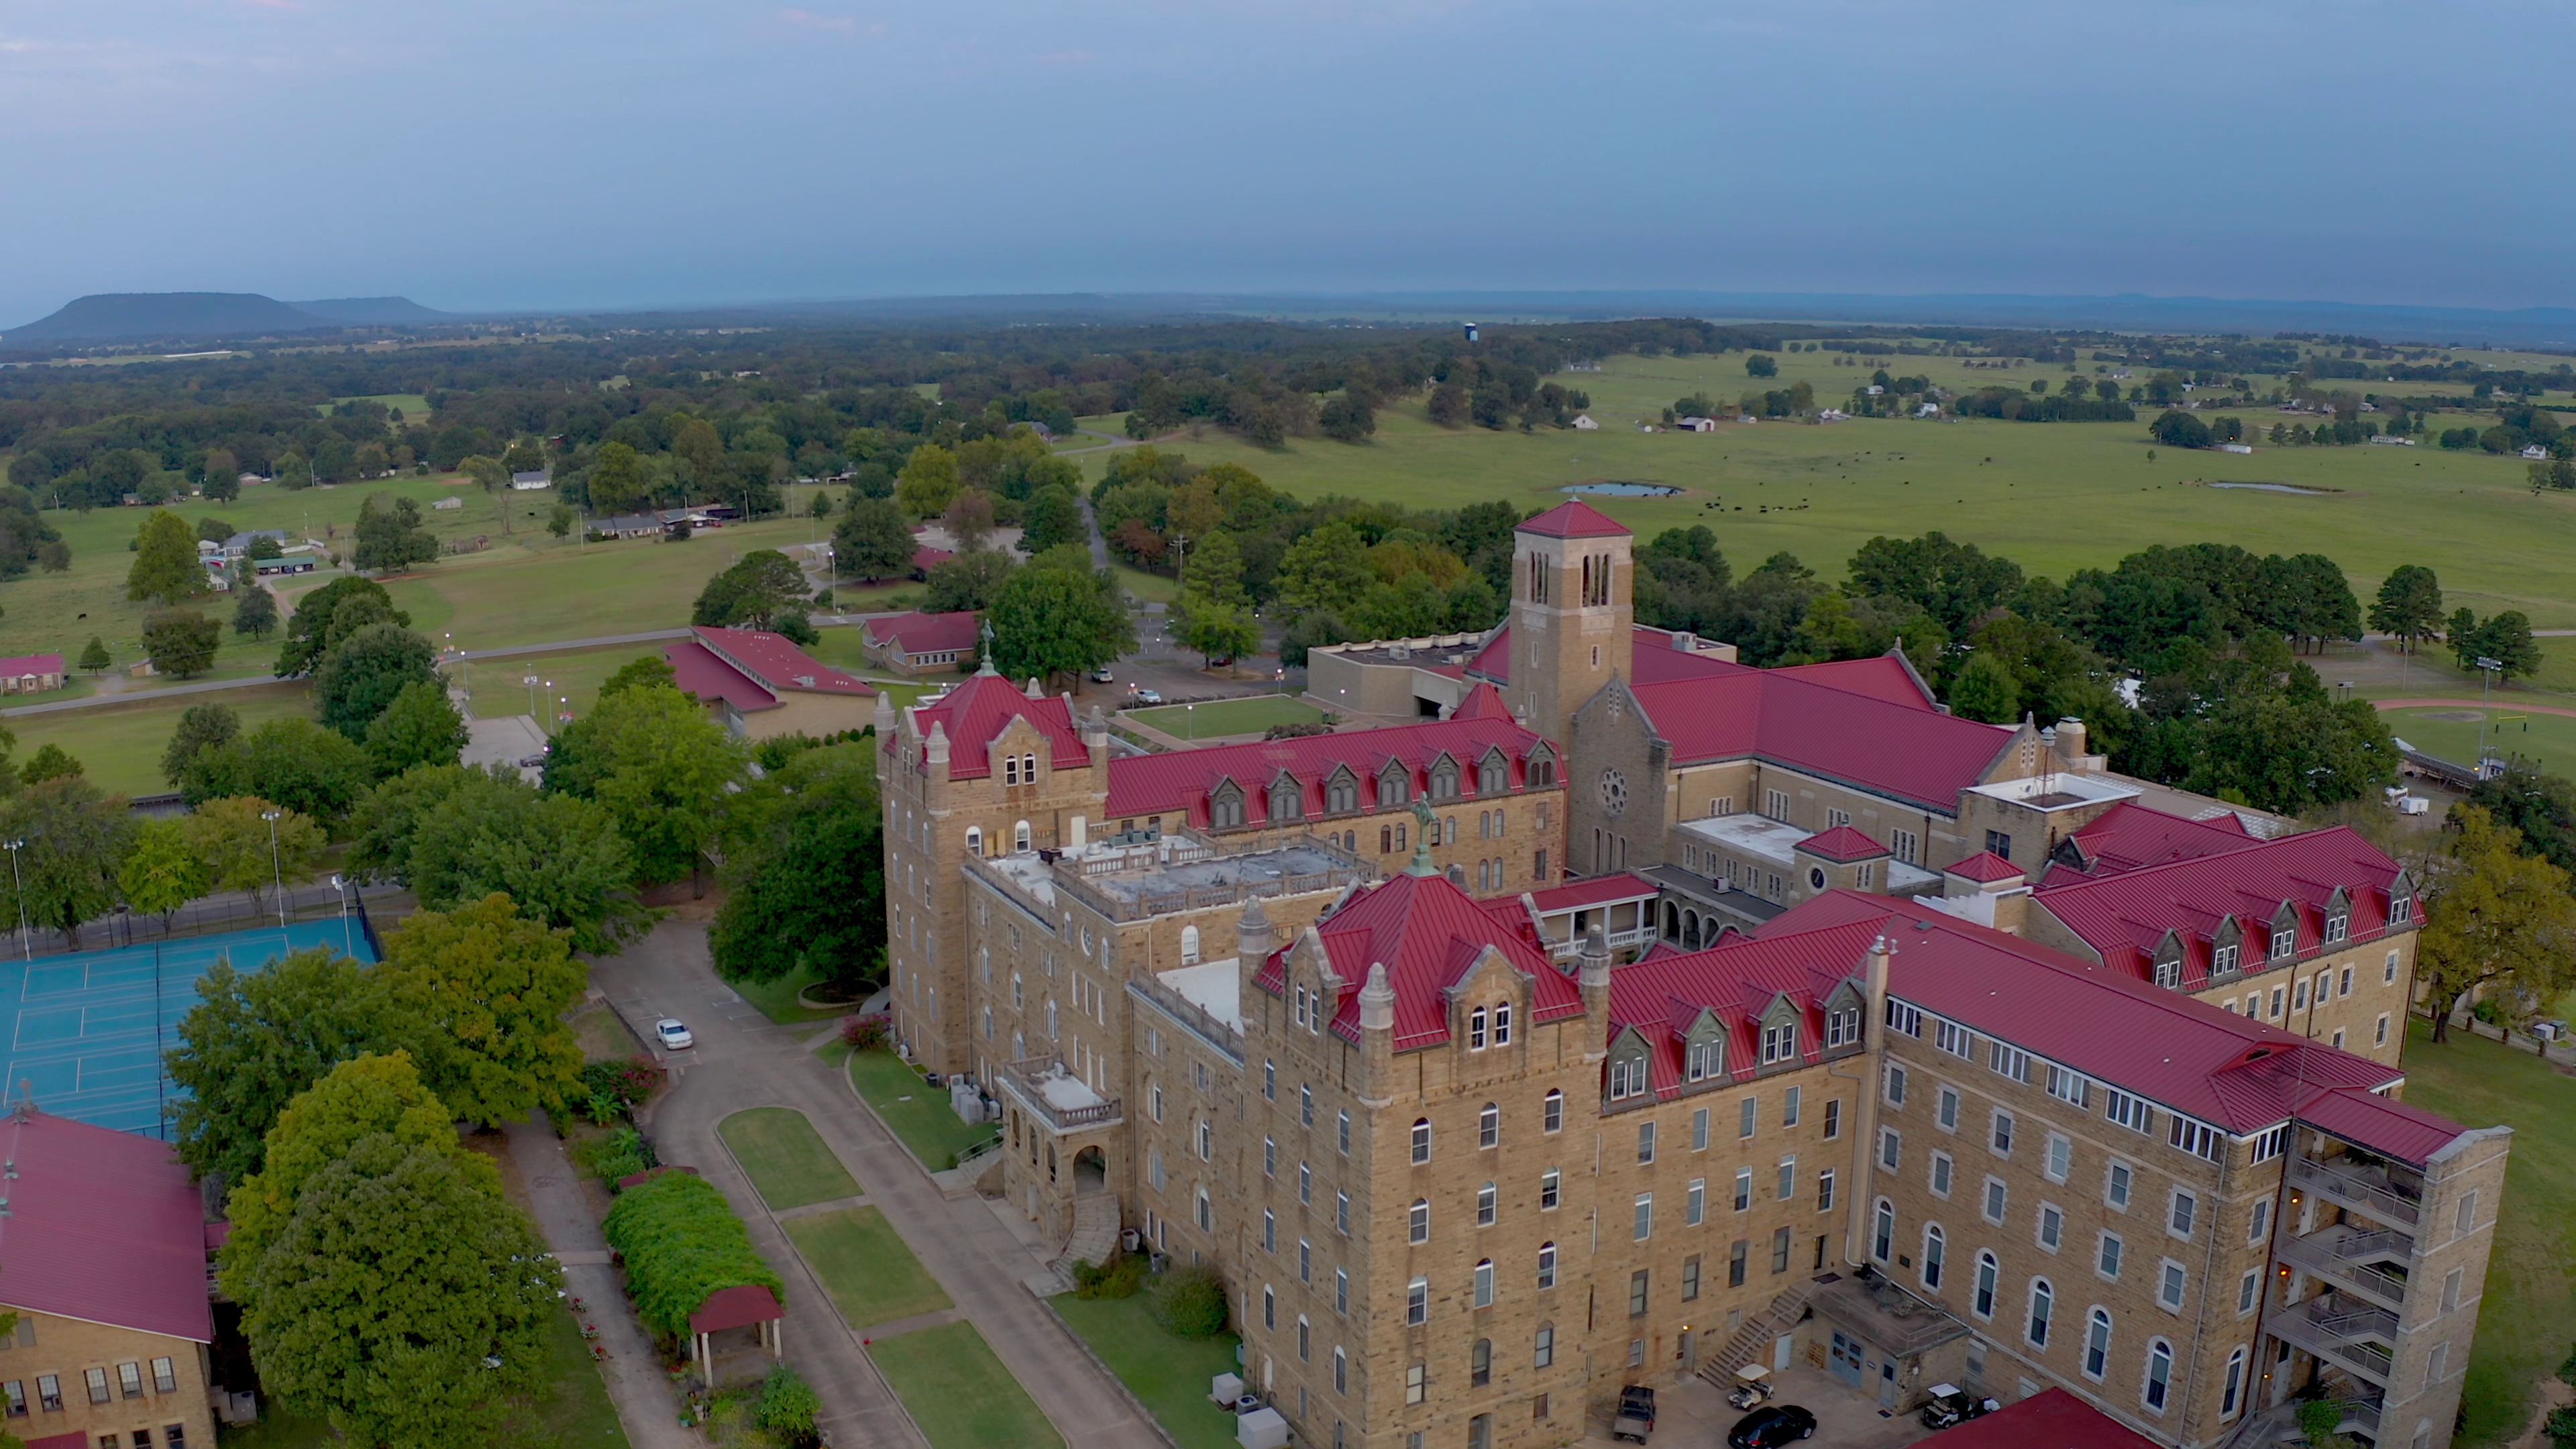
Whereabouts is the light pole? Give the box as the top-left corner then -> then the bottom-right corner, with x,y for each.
525,672 -> 541,717
330,873 -> 354,957
261,809 -> 286,928
2476,656 -> 2504,776
3,839 -> 25,961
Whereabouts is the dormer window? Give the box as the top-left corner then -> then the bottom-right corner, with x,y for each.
2269,926 -> 2296,958
1380,767 -> 1411,808
1211,783 -> 1246,830
1686,1034 -> 1722,1082
1327,770 -> 1359,814
1478,751 -> 1508,794
1430,761 -> 1460,801
1494,1002 -> 1511,1046
1609,1051 -> 1648,1101
1826,1004 -> 1862,1048
2211,943 -> 2239,975
1270,774 -> 1304,824
2324,912 -> 2349,944
1528,750 -> 1556,788
1761,1021 -> 1797,1065
2153,955 -> 2183,989
2390,892 -> 2413,925
1469,1006 -> 1489,1050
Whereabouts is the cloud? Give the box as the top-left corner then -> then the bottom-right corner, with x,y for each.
778,9 -> 855,31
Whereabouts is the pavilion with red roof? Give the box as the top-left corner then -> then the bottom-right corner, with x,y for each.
663,625 -> 875,743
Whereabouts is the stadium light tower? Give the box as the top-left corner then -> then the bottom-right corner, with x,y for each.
262,809 -> 287,927
2476,656 -> 2504,776
3,840 -> 24,961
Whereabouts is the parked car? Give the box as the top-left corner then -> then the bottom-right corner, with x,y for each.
1611,1385 -> 1656,1442
1727,1405 -> 1817,1449
1091,665 -> 1115,683
1920,1385 -> 1999,1431
1134,688 -> 1165,705
654,1018 -> 695,1051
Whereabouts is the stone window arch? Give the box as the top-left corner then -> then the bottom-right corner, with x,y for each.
1326,767 -> 1359,814
1477,749 -> 1508,795
1430,757 -> 1461,801
1379,765 -> 1410,808
1014,819 -> 1032,852
1269,773 -> 1304,824
1527,747 -> 1556,788
1210,782 -> 1246,830
1181,925 -> 1201,965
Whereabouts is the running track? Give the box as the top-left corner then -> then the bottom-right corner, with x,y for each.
2373,698 -> 2576,720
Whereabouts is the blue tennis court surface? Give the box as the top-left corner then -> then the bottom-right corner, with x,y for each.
0,921 -> 375,1139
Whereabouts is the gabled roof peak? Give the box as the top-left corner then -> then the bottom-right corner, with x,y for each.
1517,500 -> 1631,539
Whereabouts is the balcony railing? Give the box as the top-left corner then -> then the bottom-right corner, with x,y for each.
2291,1155 -> 2423,1228
1547,925 -> 1656,958
2331,1398 -> 2383,1437
2277,1228 -> 2411,1311
1128,973 -> 1246,1062
2269,1301 -> 2396,1385
995,1057 -> 1124,1132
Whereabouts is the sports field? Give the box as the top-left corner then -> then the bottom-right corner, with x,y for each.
0,920 -> 374,1136
1115,352 -> 2576,626
1124,694 -> 1327,739
2381,703 -> 2576,775
5,682 -> 314,798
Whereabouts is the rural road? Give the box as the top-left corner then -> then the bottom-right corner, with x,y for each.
593,925 -> 1151,1449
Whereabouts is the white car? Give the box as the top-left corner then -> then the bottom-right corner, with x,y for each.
1134,688 -> 1165,705
654,1018 -> 695,1051
1090,665 -> 1115,683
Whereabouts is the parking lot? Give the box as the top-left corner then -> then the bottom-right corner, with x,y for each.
1580,1362 -> 1933,1449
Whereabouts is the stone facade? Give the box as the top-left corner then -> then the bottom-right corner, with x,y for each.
0,1308 -> 216,1449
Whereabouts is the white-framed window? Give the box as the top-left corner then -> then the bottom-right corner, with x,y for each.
1937,1085 -> 1960,1131
1409,1199 -> 1430,1244
2385,948 -> 2402,983
2169,1190 -> 2198,1239
2159,1260 -> 2188,1311
1988,1040 -> 2032,1083
1686,1036 -> 1721,1081
1778,1156 -> 1797,1201
1540,1169 -> 1560,1211
2039,1202 -> 2064,1251
2106,1160 -> 2133,1210
1991,1109 -> 2015,1157
2143,1338 -> 2175,1413
1922,1223 -> 1947,1289
1609,1055 -> 1648,1101
1692,1107 -> 1711,1150
2250,1125 -> 2287,1165
1880,1128 -> 1902,1171
1411,1118 -> 1432,1163
1543,1089 -> 1564,1133
1633,1193 -> 1653,1241
2221,1346 -> 2248,1419
2085,1307 -> 2114,1380
1984,1176 -> 2008,1224
1931,1150 -> 1954,1198
1480,1102 -> 1501,1149
1884,1000 -> 1922,1037
1762,1021 -> 1797,1064
1872,1199 -> 1896,1262
2027,1278 -> 2055,1348
2098,1231 -> 2124,1280
2045,1133 -> 2072,1182
1538,1242 -> 1557,1289
1827,1004 -> 1862,1046
1885,1064 -> 1909,1106
1638,1120 -> 1658,1165
1406,1279 -> 1428,1326
1473,1259 -> 1495,1307
2106,1091 -> 2152,1135
1937,1020 -> 1974,1059
1817,1168 -> 1836,1212
2237,1268 -> 2261,1316
1972,1251 -> 1999,1318
1686,1178 -> 1706,1226
2046,1065 -> 2092,1110
1476,1182 -> 1497,1227
2212,943 -> 2239,974
1734,1169 -> 1754,1212
1740,1096 -> 1759,1138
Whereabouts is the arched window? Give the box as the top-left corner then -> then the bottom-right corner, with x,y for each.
1210,785 -> 1244,830
1921,1224 -> 1945,1290
2084,1308 -> 2112,1380
1180,926 -> 1201,965
1478,752 -> 1507,794
1411,1118 -> 1433,1164
1014,819 -> 1032,852
2027,1278 -> 2055,1348
1872,1199 -> 1895,1263
1469,1006 -> 1489,1049
982,1006 -> 994,1042
1380,767 -> 1410,808
964,826 -> 983,855
1472,1259 -> 1495,1307
1479,1103 -> 1500,1148
1409,1199 -> 1430,1243
1528,753 -> 1555,788
1974,1252 -> 1998,1319
1431,761 -> 1460,800
1494,1002 -> 1511,1045
1470,1338 -> 1492,1387
1327,771 -> 1358,814
2144,1339 -> 2174,1412
2220,1346 -> 2247,1418
1608,1050 -> 1648,1101
1543,1089 -> 1564,1133
1536,1242 -> 1557,1289
1270,774 -> 1303,823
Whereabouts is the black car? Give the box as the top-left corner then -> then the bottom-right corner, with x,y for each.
1727,1405 -> 1817,1449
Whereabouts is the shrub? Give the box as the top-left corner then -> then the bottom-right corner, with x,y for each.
2298,1399 -> 2345,1448
580,1056 -> 666,1114
602,1171 -> 784,1340
2546,1407 -> 2576,1449
1150,1262 -> 1229,1339
2559,1340 -> 2576,1387
1072,1252 -> 1146,1301
841,1013 -> 891,1051
755,1362 -> 822,1445
573,1126 -> 657,1183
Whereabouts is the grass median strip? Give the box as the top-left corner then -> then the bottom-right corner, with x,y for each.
783,1206 -> 951,1329
718,1107 -> 861,1211
848,1049 -> 999,1170
1050,1293 -> 1244,1449
869,1320 -> 1063,1449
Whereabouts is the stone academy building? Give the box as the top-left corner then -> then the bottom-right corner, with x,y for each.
875,502 -> 2502,1449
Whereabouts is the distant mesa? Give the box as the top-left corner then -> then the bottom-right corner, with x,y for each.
3,290 -> 455,343
1563,481 -> 1681,497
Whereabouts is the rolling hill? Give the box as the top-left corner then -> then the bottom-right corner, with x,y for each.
2,291 -> 453,343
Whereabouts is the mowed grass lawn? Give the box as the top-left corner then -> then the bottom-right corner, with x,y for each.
1050,1293 -> 1243,1449
849,1049 -> 999,1170
219,1305 -> 629,1449
5,682 -> 313,797
2399,1018 -> 2576,1448
1126,694 -> 1327,739
869,1320 -> 1062,1449
1125,353 -> 2576,627
782,1206 -> 951,1328
718,1107 -> 861,1210
2378,704 -> 2576,775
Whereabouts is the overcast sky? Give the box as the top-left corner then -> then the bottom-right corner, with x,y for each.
3,0 -> 2568,323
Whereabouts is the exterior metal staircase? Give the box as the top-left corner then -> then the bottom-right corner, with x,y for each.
1696,1287 -> 1813,1386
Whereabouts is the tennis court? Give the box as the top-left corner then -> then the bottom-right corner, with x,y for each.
0,920 -> 374,1138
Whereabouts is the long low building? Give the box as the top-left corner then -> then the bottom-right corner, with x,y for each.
664,625 -> 875,741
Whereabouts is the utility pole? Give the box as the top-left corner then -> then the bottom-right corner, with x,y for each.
2476,655 -> 2504,777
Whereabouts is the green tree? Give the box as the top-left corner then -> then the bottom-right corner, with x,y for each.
552,685 -> 744,888
2151,411 -> 2214,448
162,702 -> 241,786
315,623 -> 441,741
167,950 -> 392,1185
231,581 -> 279,638
711,744 -> 886,996
1946,651 -> 2021,723
925,549 -> 1018,613
1179,602 -> 1260,667
989,565 -> 1137,682
126,508 -> 207,605
246,534 -> 284,561
378,894 -> 588,1126
546,502 -> 574,539
599,655 -> 678,699
833,496 -> 918,581
587,440 -> 648,515
1018,486 -> 1087,556
142,608 -> 220,678
1349,572 -> 1450,641
18,743 -> 80,785
2418,806 -> 2576,1042
1275,521 -> 1379,619
1279,610 -> 1350,668
181,719 -> 374,820
365,679 -> 468,777
274,576 -> 409,678
1180,530 -> 1249,612
352,492 -> 438,573
1744,354 -> 1778,377
2471,611 -> 2542,682
942,488 -> 997,553
0,777 -> 131,947
397,769 -> 644,955
117,816 -> 209,930
2370,564 -> 2445,651
895,443 -> 961,519
76,635 -> 110,674
669,418 -> 724,493
186,794 -> 325,912
692,549 -> 811,629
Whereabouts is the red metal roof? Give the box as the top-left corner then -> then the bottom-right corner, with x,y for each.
1257,871 -> 1585,1053
688,1283 -> 784,1335
1104,711 -> 1556,825
1760,894 -> 2408,1135
1629,671 -> 2017,813
1449,681 -> 1517,721
2029,826 -> 2410,989
1944,851 -> 2025,883
1925,1389 -> 2162,1449
865,610 -> 980,657
912,545 -> 954,573
899,671 -> 1088,782
1529,872 -> 1661,913
1466,624 -> 1744,686
26,1431 -> 93,1449
1797,825 -> 1890,863
1603,920 -> 1878,1096
664,640 -> 780,714
2291,1085 -> 2467,1167
0,1111 -> 213,1343
2050,800 -> 2261,880
1515,500 -> 1630,538
0,654 -> 64,677
692,627 -> 874,696
1773,654 -> 1937,709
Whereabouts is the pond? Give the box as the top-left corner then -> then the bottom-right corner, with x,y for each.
2206,481 -> 2339,496
1562,482 -> 1682,496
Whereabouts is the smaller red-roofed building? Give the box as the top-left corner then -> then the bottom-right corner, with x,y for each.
0,653 -> 66,694
686,1283 -> 783,1389
1924,1388 -> 2160,1449
1509,870 -> 1660,962
0,1110 -> 217,1449
663,625 -> 875,741
860,610 -> 981,676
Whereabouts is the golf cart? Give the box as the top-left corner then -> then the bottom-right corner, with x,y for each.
1611,1384 -> 1658,1442
1919,1384 -> 2000,1430
1727,1364 -> 1775,1411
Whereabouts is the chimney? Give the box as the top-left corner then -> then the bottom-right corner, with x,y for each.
1578,924 -> 1613,1042
1238,894 -> 1277,968
2054,717 -> 2088,763
1356,961 -> 1397,1107
1846,934 -> 1896,1265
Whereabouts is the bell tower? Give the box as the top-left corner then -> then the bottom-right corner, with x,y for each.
1509,500 -> 1633,749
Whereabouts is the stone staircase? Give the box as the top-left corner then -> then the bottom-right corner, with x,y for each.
1696,1287 -> 1814,1387
1051,1190 -> 1122,1274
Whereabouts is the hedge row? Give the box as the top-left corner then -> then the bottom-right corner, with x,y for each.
601,1171 -> 784,1338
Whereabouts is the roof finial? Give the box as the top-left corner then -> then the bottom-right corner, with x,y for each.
1406,799 -> 1440,877
975,617 -> 1000,676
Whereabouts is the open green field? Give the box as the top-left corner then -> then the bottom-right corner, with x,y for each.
782,1206 -> 951,1328
323,392 -> 432,417
1125,694 -> 1325,739
2380,703 -> 2576,775
219,1305 -> 629,1448
719,1108 -> 861,1210
1116,353 -> 2576,627
6,681 -> 312,797
1049,1293 -> 1244,1449
849,1049 -> 998,1170
2400,1019 -> 2576,1448
869,1320 -> 1062,1449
